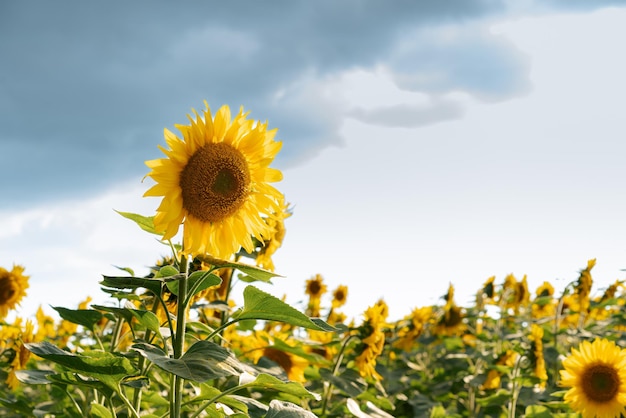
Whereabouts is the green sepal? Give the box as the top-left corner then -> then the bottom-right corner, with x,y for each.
234,286 -> 337,332
115,210 -> 163,235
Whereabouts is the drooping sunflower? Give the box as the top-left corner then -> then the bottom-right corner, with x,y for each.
560,338 -> 626,418
144,103 -> 284,258
254,194 -> 291,272
0,265 -> 29,319
354,302 -> 388,380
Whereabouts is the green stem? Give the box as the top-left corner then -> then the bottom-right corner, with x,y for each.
320,334 -> 356,416
116,388 -> 141,418
508,355 -> 524,418
171,256 -> 189,418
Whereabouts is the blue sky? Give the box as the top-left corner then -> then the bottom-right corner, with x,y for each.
2,1 -> 626,320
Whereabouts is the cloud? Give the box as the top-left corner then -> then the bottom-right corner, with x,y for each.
1,1 -> 619,207
348,99 -> 465,128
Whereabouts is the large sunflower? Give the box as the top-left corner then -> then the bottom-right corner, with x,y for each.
560,338 -> 626,418
144,103 -> 283,258
0,265 -> 29,319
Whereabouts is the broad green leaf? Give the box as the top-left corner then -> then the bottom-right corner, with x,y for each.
25,341 -> 136,392
101,275 -> 164,296
244,373 -> 320,400
115,210 -> 163,235
198,255 -> 281,283
14,369 -> 55,385
131,340 -> 248,382
52,307 -> 102,332
236,286 -> 336,332
48,372 -> 115,398
90,403 -> 113,418
265,400 -> 317,418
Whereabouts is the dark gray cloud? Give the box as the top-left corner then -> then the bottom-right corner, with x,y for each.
0,0 -> 619,208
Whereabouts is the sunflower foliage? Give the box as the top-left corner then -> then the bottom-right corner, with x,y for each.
2,104 -> 626,418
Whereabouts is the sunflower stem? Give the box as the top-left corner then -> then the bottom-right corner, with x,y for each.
171,256 -> 189,418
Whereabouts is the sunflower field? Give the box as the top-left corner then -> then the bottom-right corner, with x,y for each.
1,104 -> 625,418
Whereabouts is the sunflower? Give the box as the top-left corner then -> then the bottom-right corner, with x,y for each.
354,303 -> 388,380
0,265 -> 29,319
331,285 -> 348,309
6,319 -> 35,390
529,324 -> 548,388
144,103 -> 284,258
255,195 -> 291,272
560,338 -> 626,418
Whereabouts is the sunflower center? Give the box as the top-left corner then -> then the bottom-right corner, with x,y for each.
180,143 -> 250,223
308,281 -> 322,297
582,363 -> 620,403
263,348 -> 293,374
0,277 -> 16,304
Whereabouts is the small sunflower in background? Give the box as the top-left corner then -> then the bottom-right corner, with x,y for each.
254,195 -> 291,272
331,285 -> 348,309
144,103 -> 284,258
0,265 -> 29,319
560,338 -> 626,418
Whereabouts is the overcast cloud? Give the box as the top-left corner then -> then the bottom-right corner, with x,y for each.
4,1 -> 619,207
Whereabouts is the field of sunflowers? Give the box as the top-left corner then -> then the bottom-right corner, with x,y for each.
1,104 -> 625,418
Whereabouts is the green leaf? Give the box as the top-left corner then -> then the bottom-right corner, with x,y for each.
265,400 -> 317,418
430,405 -> 448,418
525,405 -> 553,418
244,373 -> 320,400
48,372 -> 115,398
190,383 -> 249,413
115,210 -> 163,235
52,306 -> 103,332
156,265 -> 179,278
0,397 -> 34,415
199,255 -> 281,283
14,369 -> 55,385
235,286 -> 337,332
92,305 -> 135,325
131,340 -> 248,382
113,265 -> 135,276
90,403 -> 113,418
25,341 -> 136,393
166,270 -> 222,299
476,389 -> 512,407
100,275 -> 164,296
129,309 -> 162,336
319,368 -> 366,397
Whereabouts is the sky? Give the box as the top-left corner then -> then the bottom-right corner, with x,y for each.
2,1 -> 626,322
